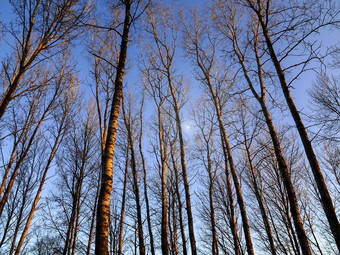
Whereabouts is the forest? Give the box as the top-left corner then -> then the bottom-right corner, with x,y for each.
0,0 -> 339,254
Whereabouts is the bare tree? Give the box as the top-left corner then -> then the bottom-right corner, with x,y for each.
192,98 -> 220,255
144,4 -> 197,254
0,0 -> 90,120
141,53 -> 171,254
121,93 -> 146,255
239,1 -> 340,250
183,10 -> 254,255
309,74 -> 340,141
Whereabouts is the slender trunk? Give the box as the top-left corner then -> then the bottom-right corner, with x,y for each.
231,34 -> 312,255
167,71 -> 197,255
9,187 -> 28,255
191,40 -> 249,254
63,155 -> 86,255
243,137 -> 276,255
206,146 -> 219,255
95,2 -> 131,254
139,95 -> 156,255
15,116 -> 65,255
171,187 -> 179,255
211,88 -> 254,255
118,141 -> 130,255
221,137 -> 240,255
0,138 -> 22,199
86,177 -> 100,255
168,192 -> 175,255
171,144 -> 188,255
63,197 -> 76,255
256,9 -> 340,252
0,87 -> 59,217
71,178 -> 83,255
158,103 -> 169,255
121,96 -> 145,255
0,182 -> 21,247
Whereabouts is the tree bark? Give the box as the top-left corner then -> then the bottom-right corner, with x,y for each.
95,2 -> 131,254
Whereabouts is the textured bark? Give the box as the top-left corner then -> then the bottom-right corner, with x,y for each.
95,2 -> 131,254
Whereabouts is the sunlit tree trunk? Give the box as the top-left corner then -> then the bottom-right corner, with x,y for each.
95,2 -> 131,254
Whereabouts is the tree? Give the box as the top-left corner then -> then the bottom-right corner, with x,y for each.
183,10 -> 254,255
144,4 -> 197,254
0,0 -> 90,121
121,93 -> 146,255
192,98 -> 220,255
309,74 -> 340,141
240,1 -> 340,250
94,1 -> 133,254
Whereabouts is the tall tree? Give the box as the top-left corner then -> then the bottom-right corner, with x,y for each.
183,11 -> 254,255
0,0 -> 90,120
144,4 -> 197,254
241,1 -> 340,250
95,1 -> 132,254
121,93 -> 146,255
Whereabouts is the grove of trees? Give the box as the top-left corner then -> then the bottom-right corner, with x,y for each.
0,0 -> 339,254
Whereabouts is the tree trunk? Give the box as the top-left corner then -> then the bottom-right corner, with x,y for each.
167,71 -> 197,255
230,32 -> 312,255
95,2 -> 131,254
209,84 -> 254,255
171,143 -> 188,255
86,177 -> 100,255
257,12 -> 340,251
121,95 -> 145,255
139,91 -> 156,255
158,103 -> 169,255
118,141 -> 130,255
